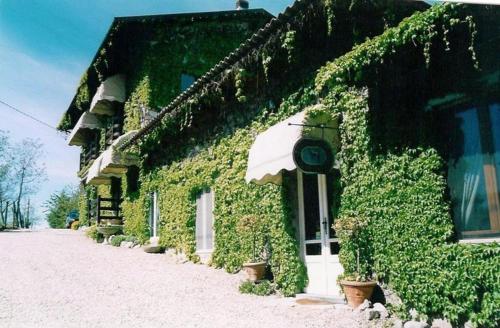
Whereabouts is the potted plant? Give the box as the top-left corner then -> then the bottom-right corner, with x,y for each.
335,216 -> 377,308
237,215 -> 266,282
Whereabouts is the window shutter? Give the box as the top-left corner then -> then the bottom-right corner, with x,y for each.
195,189 -> 214,252
205,190 -> 214,250
149,192 -> 154,237
154,192 -> 160,238
196,194 -> 203,250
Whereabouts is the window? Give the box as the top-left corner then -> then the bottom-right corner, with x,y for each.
181,74 -> 195,92
195,188 -> 214,253
149,192 -> 160,238
126,166 -> 140,194
446,103 -> 500,239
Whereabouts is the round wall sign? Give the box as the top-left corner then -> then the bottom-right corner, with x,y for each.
293,138 -> 334,174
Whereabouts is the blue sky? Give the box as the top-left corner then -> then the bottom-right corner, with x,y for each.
0,0 -> 295,224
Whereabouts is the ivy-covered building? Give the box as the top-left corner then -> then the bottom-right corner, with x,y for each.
58,6 -> 273,230
60,1 -> 499,327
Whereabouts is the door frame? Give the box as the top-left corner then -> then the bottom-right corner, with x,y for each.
297,170 -> 342,295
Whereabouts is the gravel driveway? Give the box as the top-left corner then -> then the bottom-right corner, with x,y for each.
0,229 -> 367,328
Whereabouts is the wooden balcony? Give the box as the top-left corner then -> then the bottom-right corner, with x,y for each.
88,196 -> 123,226
80,141 -> 99,171
104,115 -> 123,148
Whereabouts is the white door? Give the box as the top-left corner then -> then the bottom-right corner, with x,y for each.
150,192 -> 159,239
298,171 -> 343,296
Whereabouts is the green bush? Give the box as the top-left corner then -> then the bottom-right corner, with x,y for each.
110,235 -> 127,247
239,280 -> 254,294
239,280 -> 275,296
125,235 -> 139,243
70,221 -> 80,230
85,225 -> 99,240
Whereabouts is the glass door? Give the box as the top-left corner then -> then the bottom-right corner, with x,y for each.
298,171 -> 342,296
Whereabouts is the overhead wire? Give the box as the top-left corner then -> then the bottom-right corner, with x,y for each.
0,99 -> 68,137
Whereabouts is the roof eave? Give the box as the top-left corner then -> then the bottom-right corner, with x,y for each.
61,8 -> 274,132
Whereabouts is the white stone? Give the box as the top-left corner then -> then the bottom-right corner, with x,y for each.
120,241 -> 134,248
392,319 -> 404,328
356,299 -> 372,312
431,319 -> 452,328
372,303 -> 389,319
409,308 -> 419,320
175,252 -> 188,264
165,248 -> 177,257
383,285 -> 403,306
464,321 -> 473,328
404,320 -> 430,328
365,309 -> 380,321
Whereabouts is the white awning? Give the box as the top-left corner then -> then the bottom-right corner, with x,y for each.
89,74 -> 126,116
67,112 -> 103,146
245,107 -> 338,185
86,131 -> 139,185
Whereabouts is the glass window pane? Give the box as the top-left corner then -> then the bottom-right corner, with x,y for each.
490,104 -> 500,203
306,243 -> 321,256
181,74 -> 195,92
303,173 -> 321,240
447,106 -> 500,237
330,242 -> 340,255
326,171 -> 340,239
448,109 -> 490,232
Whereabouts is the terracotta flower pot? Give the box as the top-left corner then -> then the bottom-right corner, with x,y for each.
340,280 -> 377,308
242,261 -> 266,282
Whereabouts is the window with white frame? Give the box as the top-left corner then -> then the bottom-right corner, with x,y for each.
195,188 -> 214,253
149,191 -> 160,238
444,103 -> 500,240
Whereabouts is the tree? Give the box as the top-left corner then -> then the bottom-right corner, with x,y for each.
0,132 -> 46,229
9,138 -> 46,228
0,131 -> 9,228
45,186 -> 79,229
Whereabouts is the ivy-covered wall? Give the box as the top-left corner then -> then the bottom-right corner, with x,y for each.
329,88 -> 498,327
71,12 -> 272,225
79,1 -> 498,325
123,107 -> 310,295
313,4 -> 499,327
58,11 -> 272,131
120,18 -> 271,132
119,0 -> 428,297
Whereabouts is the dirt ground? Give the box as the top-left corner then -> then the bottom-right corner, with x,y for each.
0,229 -> 369,328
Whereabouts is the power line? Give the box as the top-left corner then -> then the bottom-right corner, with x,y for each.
0,99 -> 62,132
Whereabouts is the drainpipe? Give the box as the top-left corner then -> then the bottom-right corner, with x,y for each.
236,0 -> 249,10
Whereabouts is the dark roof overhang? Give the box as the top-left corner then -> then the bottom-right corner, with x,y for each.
61,8 -> 273,131
119,0 -> 308,150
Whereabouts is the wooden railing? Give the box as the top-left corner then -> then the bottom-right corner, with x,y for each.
105,116 -> 123,148
88,196 -> 123,225
79,113 -> 123,172
80,141 -> 99,170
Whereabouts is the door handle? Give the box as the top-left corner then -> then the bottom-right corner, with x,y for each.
322,218 -> 328,233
